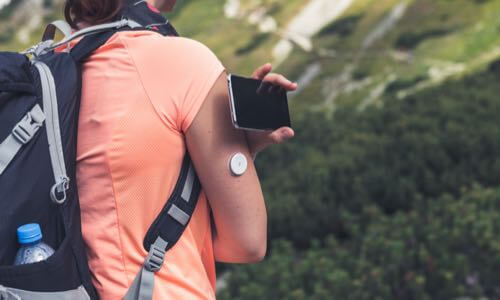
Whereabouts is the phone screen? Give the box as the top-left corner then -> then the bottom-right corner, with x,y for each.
229,74 -> 291,131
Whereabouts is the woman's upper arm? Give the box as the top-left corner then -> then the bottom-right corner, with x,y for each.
185,72 -> 267,263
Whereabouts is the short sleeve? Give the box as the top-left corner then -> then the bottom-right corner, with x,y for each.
120,32 -> 225,133
175,39 -> 226,132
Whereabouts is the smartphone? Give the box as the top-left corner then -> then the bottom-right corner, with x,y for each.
228,74 -> 291,131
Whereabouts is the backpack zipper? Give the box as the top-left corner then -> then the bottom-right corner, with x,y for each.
33,60 -> 69,204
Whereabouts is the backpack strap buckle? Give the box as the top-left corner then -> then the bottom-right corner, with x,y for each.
12,105 -> 45,145
0,105 -> 45,175
144,237 -> 168,272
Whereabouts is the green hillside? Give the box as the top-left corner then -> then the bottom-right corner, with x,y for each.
3,0 -> 500,113
2,0 -> 500,298
165,0 -> 500,115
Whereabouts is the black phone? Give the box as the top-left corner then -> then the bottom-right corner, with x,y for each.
228,74 -> 291,131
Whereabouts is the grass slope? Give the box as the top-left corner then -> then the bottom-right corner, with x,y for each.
3,0 -> 500,108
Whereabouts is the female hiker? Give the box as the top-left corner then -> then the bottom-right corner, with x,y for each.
66,0 -> 297,298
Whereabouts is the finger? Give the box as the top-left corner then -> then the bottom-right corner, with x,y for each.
263,74 -> 298,91
251,63 -> 273,80
269,127 -> 295,144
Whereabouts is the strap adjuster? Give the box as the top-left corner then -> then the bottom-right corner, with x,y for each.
12,107 -> 45,144
144,243 -> 166,272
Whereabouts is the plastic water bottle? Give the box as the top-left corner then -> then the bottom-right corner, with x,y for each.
13,223 -> 55,265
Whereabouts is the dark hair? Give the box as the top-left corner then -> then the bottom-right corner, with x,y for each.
64,0 -> 123,29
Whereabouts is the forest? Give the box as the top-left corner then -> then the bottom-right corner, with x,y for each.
219,60 -> 500,299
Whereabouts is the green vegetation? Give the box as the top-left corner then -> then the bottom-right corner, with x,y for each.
385,75 -> 427,94
165,0 -> 309,74
318,15 -> 363,37
0,28 -> 15,44
395,28 -> 454,50
235,33 -> 271,56
219,60 -> 500,299
220,186 -> 500,299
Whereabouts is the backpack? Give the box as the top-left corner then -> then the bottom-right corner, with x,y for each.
0,1 -> 201,299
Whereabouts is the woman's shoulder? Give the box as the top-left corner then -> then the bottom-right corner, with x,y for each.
116,31 -> 219,63
111,30 -> 225,133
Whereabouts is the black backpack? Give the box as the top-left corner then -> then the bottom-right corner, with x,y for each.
0,1 -> 200,299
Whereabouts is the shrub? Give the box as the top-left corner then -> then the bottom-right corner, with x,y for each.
319,15 -> 363,37
219,186 -> 500,299
235,33 -> 271,56
394,29 -> 452,49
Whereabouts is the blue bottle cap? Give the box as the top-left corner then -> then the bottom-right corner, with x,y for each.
17,223 -> 42,244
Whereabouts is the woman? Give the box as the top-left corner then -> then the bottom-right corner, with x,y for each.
67,0 -> 297,298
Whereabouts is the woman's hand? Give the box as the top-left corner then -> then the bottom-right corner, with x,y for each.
247,63 -> 297,158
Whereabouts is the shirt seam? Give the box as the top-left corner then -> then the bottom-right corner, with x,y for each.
102,145 -> 131,289
118,31 -> 183,136
181,65 -> 225,133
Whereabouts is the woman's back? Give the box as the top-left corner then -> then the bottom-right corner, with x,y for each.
76,30 -> 224,299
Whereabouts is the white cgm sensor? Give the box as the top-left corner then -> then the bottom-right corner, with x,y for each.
229,153 -> 248,176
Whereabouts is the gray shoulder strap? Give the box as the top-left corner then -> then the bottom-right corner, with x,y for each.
50,19 -> 142,51
24,19 -> 143,56
33,61 -> 70,204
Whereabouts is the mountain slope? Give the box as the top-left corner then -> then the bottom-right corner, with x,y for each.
166,0 -> 500,115
2,0 -> 500,115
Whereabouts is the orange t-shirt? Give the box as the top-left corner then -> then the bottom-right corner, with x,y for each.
76,30 -> 224,299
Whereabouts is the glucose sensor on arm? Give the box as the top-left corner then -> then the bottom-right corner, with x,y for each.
229,153 -> 248,176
